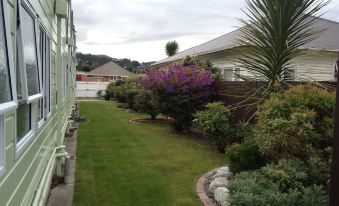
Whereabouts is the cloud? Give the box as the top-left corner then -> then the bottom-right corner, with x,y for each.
72,0 -> 339,62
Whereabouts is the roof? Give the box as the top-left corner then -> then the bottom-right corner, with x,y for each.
88,62 -> 132,76
154,18 -> 339,65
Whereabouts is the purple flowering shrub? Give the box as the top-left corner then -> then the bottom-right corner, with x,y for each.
140,64 -> 215,131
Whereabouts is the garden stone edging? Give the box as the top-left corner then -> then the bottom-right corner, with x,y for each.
129,118 -> 174,124
196,166 -> 232,206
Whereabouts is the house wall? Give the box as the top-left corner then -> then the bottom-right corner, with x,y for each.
0,0 -> 76,205
196,48 -> 338,81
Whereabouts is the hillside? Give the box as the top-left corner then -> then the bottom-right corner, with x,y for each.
76,52 -> 155,73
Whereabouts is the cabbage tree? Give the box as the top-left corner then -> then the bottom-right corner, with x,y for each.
237,0 -> 330,92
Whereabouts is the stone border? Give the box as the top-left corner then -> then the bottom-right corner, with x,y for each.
129,118 -> 174,124
196,169 -> 218,206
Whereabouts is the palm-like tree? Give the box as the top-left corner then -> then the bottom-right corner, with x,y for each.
165,41 -> 179,57
237,0 -> 330,92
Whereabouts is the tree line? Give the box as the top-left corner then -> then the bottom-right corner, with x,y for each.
76,52 -> 155,73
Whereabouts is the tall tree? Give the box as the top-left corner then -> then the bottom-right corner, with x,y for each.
237,0 -> 330,92
165,41 -> 179,57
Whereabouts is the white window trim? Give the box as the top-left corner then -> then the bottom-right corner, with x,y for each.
0,0 -> 17,115
46,37 -> 52,118
16,102 -> 35,158
38,28 -> 52,122
17,0 -> 43,104
37,26 -> 47,128
0,115 -> 5,177
62,56 -> 67,101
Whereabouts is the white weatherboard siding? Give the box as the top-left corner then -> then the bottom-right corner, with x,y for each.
195,48 -> 338,81
76,82 -> 109,98
293,51 -> 338,81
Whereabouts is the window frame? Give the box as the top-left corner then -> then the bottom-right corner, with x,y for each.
334,61 -> 338,80
17,0 -> 43,104
223,67 -> 241,81
15,101 -> 34,158
0,0 -> 17,115
37,25 -> 52,127
62,56 -> 67,100
283,68 -> 296,81
0,115 -> 5,177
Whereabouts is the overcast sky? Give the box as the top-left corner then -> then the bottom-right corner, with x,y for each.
72,0 -> 339,62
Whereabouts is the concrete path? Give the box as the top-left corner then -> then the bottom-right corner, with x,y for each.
47,126 -> 78,206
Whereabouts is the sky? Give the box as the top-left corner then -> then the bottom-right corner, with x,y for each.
72,0 -> 339,63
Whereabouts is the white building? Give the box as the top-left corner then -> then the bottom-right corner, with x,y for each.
154,18 -> 339,82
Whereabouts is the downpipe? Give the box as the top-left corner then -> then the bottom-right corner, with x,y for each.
31,145 -> 69,206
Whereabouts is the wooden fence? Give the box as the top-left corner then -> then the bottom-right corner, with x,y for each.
215,81 -> 337,124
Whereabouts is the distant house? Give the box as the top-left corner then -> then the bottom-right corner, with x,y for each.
76,62 -> 132,98
154,18 -> 339,82
76,62 -> 132,82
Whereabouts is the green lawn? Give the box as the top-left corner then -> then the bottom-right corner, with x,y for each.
73,101 -> 226,206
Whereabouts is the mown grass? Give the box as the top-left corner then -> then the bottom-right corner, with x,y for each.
74,101 -> 226,206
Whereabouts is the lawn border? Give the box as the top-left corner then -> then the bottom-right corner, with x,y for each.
196,168 -> 218,206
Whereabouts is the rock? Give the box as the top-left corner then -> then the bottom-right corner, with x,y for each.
214,187 -> 229,206
208,177 -> 228,194
217,167 -> 229,174
212,171 -> 233,179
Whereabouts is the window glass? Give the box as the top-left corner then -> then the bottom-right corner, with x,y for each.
283,69 -> 295,81
224,68 -> 233,81
16,103 -> 31,143
234,68 -> 241,81
16,49 -> 31,145
38,28 -> 51,121
0,5 -> 11,104
21,6 -> 39,96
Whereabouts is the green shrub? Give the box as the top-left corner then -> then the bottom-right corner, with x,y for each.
225,139 -> 267,173
256,84 -> 335,157
260,159 -> 308,191
104,90 -> 111,101
228,171 -> 329,206
255,85 -> 334,155
254,112 -> 314,160
110,80 -> 142,103
254,85 -> 334,187
125,89 -> 142,110
97,90 -> 103,98
194,102 -> 232,152
233,121 -> 253,143
106,81 -> 116,97
134,91 -> 160,120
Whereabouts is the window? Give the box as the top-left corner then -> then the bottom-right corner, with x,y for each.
234,68 -> 241,81
17,0 -> 42,103
335,61 -> 338,80
62,56 -> 67,100
16,66 -> 33,155
16,0 -> 38,156
37,27 -> 51,125
283,69 -> 295,81
223,67 -> 241,81
0,0 -> 17,114
0,115 -> 5,177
